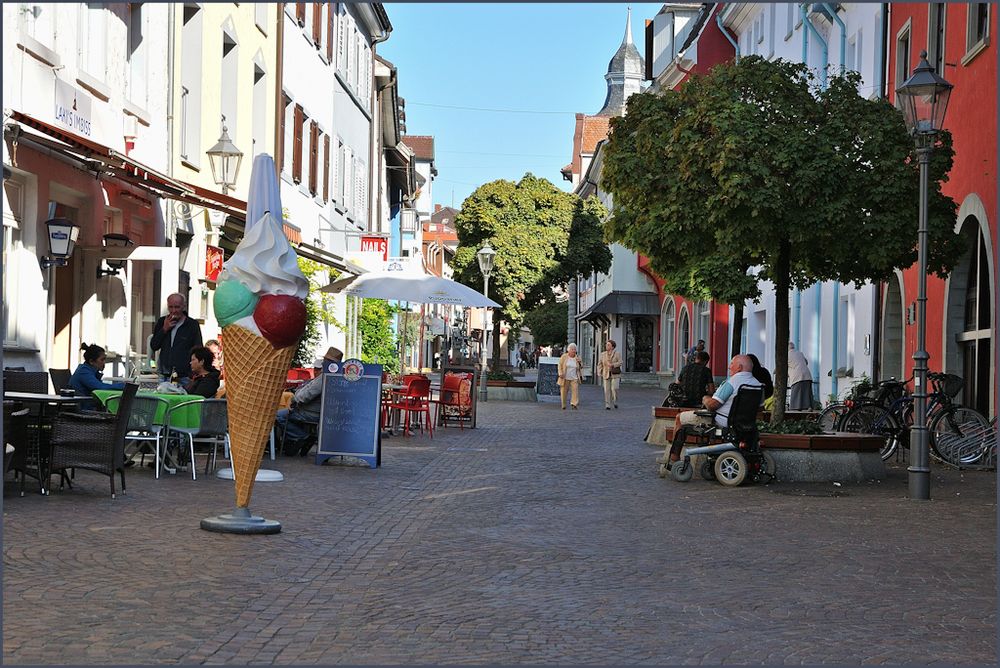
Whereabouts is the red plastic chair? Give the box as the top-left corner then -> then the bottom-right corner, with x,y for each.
388,378 -> 433,438
435,372 -> 473,429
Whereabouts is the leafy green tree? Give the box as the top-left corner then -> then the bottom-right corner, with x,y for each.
452,174 -> 611,369
359,299 -> 399,374
523,300 -> 569,348
602,56 -> 962,423
293,257 -> 342,367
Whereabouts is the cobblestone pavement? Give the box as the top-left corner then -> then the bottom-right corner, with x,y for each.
3,383 -> 996,665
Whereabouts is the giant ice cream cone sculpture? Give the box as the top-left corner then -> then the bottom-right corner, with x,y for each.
201,154 -> 307,534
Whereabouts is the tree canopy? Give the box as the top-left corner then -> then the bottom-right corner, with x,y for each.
602,56 -> 962,422
452,173 -> 611,366
523,299 -> 569,348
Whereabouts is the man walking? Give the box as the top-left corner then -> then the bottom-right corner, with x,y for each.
150,293 -> 203,386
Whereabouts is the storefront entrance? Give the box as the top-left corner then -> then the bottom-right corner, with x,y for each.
625,317 -> 654,373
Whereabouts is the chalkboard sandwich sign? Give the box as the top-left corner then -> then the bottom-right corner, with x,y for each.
316,359 -> 382,468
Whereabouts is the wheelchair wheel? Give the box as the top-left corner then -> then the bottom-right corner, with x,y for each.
700,459 -> 716,481
714,451 -> 747,486
760,451 -> 777,481
671,459 -> 693,482
657,462 -> 668,479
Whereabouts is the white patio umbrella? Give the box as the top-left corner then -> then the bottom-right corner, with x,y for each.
320,271 -> 500,308
321,271 -> 499,372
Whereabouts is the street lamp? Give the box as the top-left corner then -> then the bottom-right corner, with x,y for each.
477,244 -> 496,402
895,50 -> 953,501
206,117 -> 243,195
96,233 -> 134,278
39,218 -> 80,269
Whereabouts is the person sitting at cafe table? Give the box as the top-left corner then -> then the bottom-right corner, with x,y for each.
150,293 -> 203,387
275,347 -> 343,455
185,346 -> 221,398
69,343 -> 125,409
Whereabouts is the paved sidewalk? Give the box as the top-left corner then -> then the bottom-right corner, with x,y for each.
3,382 -> 996,664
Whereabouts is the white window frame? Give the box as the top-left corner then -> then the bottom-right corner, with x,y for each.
894,20 -> 912,108
78,4 -> 108,83
963,2 -> 990,65
254,2 -> 268,34
282,93 -> 294,178
785,2 -> 795,40
661,299 -> 676,373
3,179 -> 25,346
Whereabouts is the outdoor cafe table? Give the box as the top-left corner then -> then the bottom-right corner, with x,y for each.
2,391 -> 90,495
92,390 -> 204,428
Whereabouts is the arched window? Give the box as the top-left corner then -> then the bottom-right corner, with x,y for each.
678,305 -> 691,367
661,299 -> 676,372
696,301 -> 711,353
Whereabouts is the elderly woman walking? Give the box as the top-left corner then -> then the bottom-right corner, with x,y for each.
557,343 -> 583,410
597,339 -> 623,409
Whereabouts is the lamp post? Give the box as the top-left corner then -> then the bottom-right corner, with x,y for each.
477,244 -> 496,402
39,218 -> 80,269
895,50 -> 953,500
206,117 -> 243,195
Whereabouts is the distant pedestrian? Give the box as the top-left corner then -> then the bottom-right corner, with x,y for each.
150,292 -> 203,386
788,342 -> 812,410
533,347 -> 541,368
685,339 -> 705,367
557,343 -> 582,410
597,339 -> 623,409
676,351 -> 715,407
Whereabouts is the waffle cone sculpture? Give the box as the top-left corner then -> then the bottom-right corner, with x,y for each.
222,324 -> 297,508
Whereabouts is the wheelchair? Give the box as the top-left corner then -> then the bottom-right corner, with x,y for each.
661,385 -> 776,487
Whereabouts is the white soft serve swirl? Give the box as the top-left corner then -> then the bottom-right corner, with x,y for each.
218,211 -> 308,299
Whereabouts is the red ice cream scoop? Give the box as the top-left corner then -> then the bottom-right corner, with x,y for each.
252,294 -> 307,348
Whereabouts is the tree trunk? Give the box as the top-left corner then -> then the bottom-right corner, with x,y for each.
730,302 -> 744,359
491,317 -> 502,371
771,240 -> 791,426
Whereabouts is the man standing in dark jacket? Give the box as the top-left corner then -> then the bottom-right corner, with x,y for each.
150,293 -> 202,386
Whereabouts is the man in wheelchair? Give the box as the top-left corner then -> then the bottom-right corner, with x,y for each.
664,355 -> 762,471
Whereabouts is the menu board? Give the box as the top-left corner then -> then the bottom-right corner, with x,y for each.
316,361 -> 383,468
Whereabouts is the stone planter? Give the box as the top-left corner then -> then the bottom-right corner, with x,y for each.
485,380 -> 537,402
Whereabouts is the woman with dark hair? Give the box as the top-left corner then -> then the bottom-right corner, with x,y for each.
185,346 -> 221,398
746,353 -> 774,403
68,343 -> 125,408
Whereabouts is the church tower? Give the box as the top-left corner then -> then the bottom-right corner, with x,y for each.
596,7 -> 646,116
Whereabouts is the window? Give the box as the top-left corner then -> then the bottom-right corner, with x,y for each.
785,2 -> 794,40
309,121 -> 319,196
697,301 -> 710,353
847,34 -> 856,73
342,145 -> 353,214
337,141 -> 347,208
292,104 -> 304,183
220,27 -> 239,137
301,111 -> 311,191
959,230 -> 992,416
837,293 -> 855,375
252,64 -> 266,154
678,306 -> 691,366
323,135 -> 331,201
928,3 -> 946,75
180,4 -> 202,167
661,299 -> 676,373
895,22 -> 911,105
126,3 -> 147,106
78,4 -> 107,80
280,94 -> 293,174
965,2 -> 990,60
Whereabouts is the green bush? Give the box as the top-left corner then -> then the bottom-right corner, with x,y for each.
487,369 -> 515,381
758,419 -> 825,435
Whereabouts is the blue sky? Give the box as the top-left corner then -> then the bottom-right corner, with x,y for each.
379,3 -> 663,209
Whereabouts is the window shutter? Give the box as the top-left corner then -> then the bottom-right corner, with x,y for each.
326,3 -> 334,60
323,135 -> 331,201
309,121 -> 319,195
292,104 -> 304,183
344,147 -> 353,212
295,2 -> 305,26
312,2 -> 322,44
354,158 -> 363,218
337,8 -> 346,70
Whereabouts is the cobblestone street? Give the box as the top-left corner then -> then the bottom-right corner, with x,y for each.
3,383 -> 996,665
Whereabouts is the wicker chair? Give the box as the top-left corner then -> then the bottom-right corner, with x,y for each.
107,394 -> 169,477
161,399 -> 229,478
3,401 -> 28,480
48,383 -> 138,499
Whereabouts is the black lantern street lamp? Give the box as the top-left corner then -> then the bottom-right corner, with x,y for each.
206,117 -> 243,195
895,50 -> 953,501
476,244 -> 496,402
40,218 -> 80,269
96,233 -> 134,278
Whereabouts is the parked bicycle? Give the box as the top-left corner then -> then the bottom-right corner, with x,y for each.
839,372 -> 991,466
816,375 -> 907,432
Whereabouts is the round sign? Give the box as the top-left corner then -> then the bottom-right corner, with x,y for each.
342,358 -> 365,381
326,362 -> 340,374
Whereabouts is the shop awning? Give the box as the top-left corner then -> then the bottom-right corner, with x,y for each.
576,290 -> 660,325
295,242 -> 368,275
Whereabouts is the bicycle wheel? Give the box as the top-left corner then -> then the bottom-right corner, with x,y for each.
841,405 -> 902,461
818,403 -> 849,432
930,407 -> 991,467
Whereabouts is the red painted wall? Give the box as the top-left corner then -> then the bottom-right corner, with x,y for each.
887,3 -> 997,372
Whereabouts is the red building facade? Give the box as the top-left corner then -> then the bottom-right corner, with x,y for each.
885,3 -> 996,417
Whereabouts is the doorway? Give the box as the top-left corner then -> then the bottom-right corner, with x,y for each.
626,317 -> 654,373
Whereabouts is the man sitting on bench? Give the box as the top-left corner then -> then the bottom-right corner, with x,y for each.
666,354 -> 762,468
276,347 -> 343,455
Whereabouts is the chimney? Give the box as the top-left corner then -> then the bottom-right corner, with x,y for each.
435,204 -> 442,213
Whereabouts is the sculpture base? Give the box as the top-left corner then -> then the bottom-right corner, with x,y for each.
200,507 -> 281,534
215,468 -> 284,482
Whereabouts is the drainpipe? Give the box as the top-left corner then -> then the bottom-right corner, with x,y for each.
800,3 -> 828,89
812,285 -> 821,402
822,4 -> 846,71
716,14 -> 740,61
831,282 -> 840,399
876,3 -> 888,98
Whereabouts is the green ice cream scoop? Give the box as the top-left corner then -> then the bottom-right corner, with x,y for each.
214,278 -> 258,327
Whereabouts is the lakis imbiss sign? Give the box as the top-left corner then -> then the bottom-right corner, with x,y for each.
360,235 -> 388,262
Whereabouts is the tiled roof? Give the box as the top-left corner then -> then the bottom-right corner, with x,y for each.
402,135 -> 434,161
570,115 -> 612,177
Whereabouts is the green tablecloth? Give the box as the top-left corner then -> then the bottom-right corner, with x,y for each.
93,390 -> 204,429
